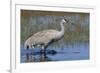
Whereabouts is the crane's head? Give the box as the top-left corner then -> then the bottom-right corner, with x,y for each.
61,19 -> 69,24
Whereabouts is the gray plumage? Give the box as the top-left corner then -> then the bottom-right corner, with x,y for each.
24,19 -> 68,50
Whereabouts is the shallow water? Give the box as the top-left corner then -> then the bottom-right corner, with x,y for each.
21,42 -> 89,63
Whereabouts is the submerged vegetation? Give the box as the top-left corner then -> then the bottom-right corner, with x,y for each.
21,10 -> 89,48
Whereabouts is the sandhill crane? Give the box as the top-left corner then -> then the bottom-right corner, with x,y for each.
24,19 -> 68,53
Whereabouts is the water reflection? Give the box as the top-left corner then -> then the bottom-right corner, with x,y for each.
24,50 -> 57,62
21,43 -> 89,63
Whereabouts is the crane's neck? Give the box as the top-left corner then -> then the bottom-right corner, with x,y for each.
54,21 -> 65,40
55,22 -> 65,40
59,22 -> 64,35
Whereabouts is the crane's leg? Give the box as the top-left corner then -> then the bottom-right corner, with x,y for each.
41,46 -> 47,58
41,45 -> 47,53
41,46 -> 45,53
26,45 -> 30,62
26,45 -> 29,50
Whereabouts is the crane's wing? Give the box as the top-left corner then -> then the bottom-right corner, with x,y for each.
30,29 -> 59,44
33,29 -> 59,38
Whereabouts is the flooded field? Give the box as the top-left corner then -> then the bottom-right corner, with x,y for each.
21,42 -> 89,63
